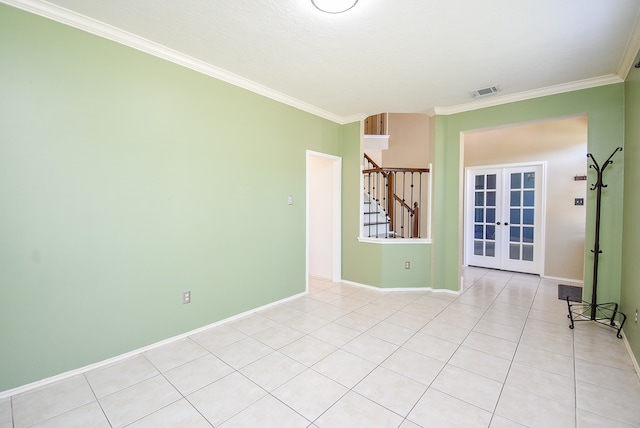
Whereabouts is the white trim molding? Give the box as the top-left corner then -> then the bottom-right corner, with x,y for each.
542,275 -> 584,285
622,332 -> 640,383
434,75 -> 623,116
340,279 -> 459,295
0,291 -> 306,399
0,278 -> 460,398
3,1 -> 637,123
306,150 -> 342,288
617,9 -> 640,80
1,0 -> 358,125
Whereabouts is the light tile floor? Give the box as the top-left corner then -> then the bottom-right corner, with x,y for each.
2,267 -> 640,427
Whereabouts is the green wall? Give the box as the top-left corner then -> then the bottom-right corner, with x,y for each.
0,5 -> 352,391
381,244 -> 431,288
2,2 -> 636,392
340,126 -> 384,286
432,85 -> 625,302
622,66 -> 640,364
340,122 -> 432,289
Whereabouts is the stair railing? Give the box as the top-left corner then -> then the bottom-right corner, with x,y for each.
363,154 -> 429,238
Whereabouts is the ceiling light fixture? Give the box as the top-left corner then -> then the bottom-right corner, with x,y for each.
311,0 -> 358,14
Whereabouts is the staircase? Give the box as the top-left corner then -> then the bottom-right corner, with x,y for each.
362,153 -> 430,239
363,192 -> 395,238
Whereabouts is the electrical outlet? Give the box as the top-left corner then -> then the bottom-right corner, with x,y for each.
635,309 -> 638,324
183,291 -> 191,304
405,261 -> 410,269
575,198 -> 584,206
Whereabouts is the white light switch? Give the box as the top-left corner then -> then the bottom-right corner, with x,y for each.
288,195 -> 293,205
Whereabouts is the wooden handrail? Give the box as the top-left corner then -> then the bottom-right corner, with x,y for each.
363,153 -> 382,170
363,154 -> 429,174
363,158 -> 428,238
393,196 -> 420,237
363,167 -> 430,174
393,194 -> 414,213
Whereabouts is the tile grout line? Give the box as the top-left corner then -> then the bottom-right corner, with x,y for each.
82,372 -> 114,428
482,271 -> 536,427
305,290 -> 418,426
227,286 -> 389,427
10,272 -> 638,427
152,349 -> 215,428
457,271 -> 520,427
10,396 -> 14,428
308,310 -> 420,426
265,284 -> 419,427
403,269 -> 511,427
493,275 -> 581,427
298,282 -> 443,427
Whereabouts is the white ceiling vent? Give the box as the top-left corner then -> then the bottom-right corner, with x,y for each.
471,85 -> 501,98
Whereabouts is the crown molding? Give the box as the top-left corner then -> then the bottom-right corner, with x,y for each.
2,0 -> 354,124
3,0 -> 636,124
617,7 -> 640,79
340,113 -> 367,124
432,74 -> 624,116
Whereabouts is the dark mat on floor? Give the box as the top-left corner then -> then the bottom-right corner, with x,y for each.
558,284 -> 583,302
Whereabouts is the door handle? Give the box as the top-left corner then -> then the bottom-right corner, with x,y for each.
496,222 -> 501,225
504,222 -> 509,226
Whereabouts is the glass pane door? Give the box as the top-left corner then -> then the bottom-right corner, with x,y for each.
501,166 -> 541,273
466,164 -> 543,274
466,169 -> 502,270
473,173 -> 497,258
508,171 -> 535,262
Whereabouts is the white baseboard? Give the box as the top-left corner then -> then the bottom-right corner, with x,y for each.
339,279 -> 383,291
622,332 -> 640,382
1,277 -> 455,399
0,291 -> 306,399
340,279 -> 458,295
431,288 -> 460,295
542,274 -> 584,285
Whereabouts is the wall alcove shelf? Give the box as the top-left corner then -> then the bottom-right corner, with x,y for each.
567,147 -> 627,338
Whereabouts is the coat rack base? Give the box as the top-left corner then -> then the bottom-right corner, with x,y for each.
566,297 -> 626,339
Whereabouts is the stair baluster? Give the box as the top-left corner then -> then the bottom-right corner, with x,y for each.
363,154 -> 429,238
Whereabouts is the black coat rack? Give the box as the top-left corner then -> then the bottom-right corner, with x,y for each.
567,147 -> 626,338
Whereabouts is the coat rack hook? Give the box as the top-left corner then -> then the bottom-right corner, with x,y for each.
567,146 -> 626,338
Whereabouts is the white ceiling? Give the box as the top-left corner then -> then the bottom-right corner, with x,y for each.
6,0 -> 640,122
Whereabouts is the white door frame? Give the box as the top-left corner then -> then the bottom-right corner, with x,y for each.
306,151 -> 342,291
464,161 -> 547,275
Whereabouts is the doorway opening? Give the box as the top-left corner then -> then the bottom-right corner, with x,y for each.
461,116 -> 588,281
306,151 -> 342,291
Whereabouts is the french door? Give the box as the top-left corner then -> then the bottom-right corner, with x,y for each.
465,164 -> 544,274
